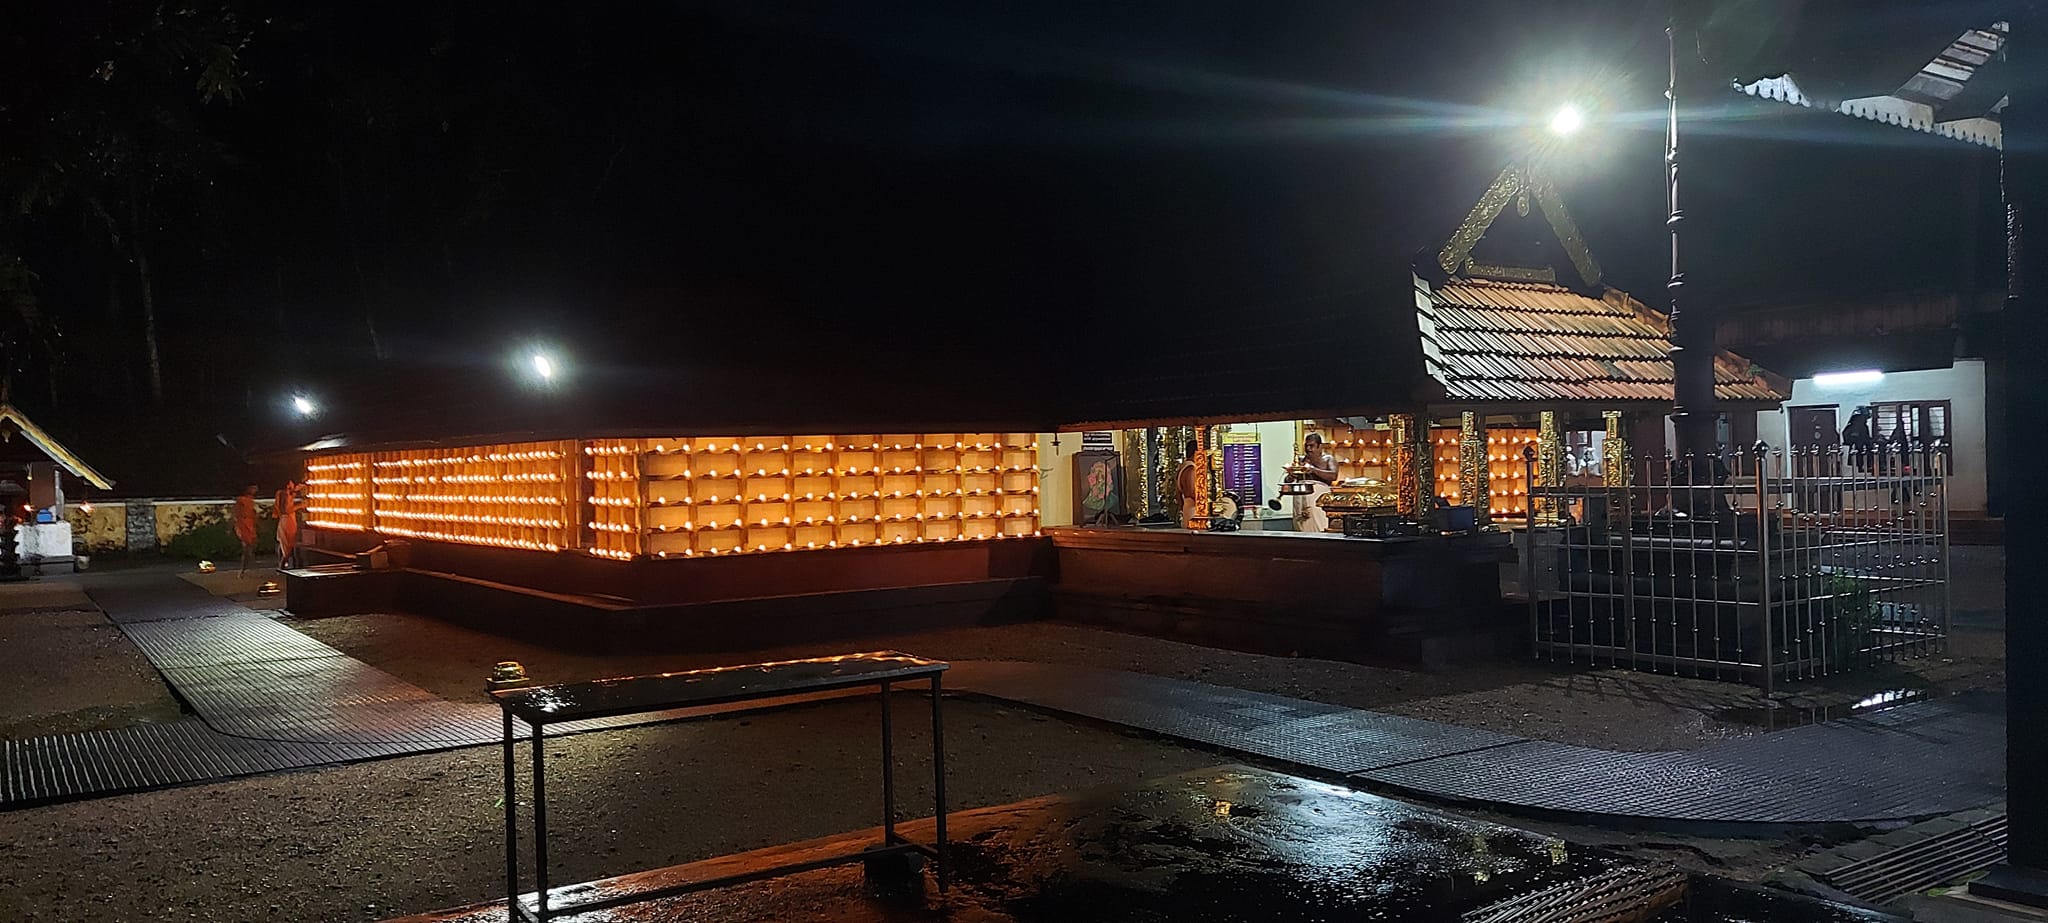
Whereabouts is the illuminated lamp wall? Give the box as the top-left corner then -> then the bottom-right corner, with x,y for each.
304,453 -> 374,532
303,432 -> 1041,560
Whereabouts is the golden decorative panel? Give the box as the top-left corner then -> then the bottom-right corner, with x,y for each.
1602,411 -> 1632,489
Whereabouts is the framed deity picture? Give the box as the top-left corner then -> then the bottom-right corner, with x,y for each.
1072,449 -> 1123,526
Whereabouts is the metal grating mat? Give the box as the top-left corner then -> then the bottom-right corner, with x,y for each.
118,617 -> 343,669
6,565 -> 890,807
0,718 -> 435,808
1463,864 -> 1689,923
0,695 -> 873,809
161,657 -> 502,745
87,574 -> 266,624
1811,810 -> 2008,904
1229,709 -> 1522,774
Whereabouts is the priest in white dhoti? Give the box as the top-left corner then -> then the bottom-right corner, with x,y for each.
1285,433 -> 1339,531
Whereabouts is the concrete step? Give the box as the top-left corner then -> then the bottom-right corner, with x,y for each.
1951,515 -> 2005,546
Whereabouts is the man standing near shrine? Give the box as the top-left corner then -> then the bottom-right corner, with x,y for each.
274,480 -> 304,569
233,484 -> 260,574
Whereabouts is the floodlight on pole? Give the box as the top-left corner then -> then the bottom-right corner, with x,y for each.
1547,104 -> 1586,137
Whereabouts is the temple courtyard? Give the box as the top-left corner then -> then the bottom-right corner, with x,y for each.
0,550 -> 2009,922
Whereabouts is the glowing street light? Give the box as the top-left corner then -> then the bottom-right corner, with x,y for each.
1812,369 -> 1884,388
1547,103 -> 1585,137
517,344 -> 567,392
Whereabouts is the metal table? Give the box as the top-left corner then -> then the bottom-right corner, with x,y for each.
491,651 -> 950,922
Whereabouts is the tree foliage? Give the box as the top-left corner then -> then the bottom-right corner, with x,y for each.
0,1 -> 253,406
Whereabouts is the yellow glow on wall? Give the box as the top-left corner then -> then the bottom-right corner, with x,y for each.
634,432 -> 1041,558
305,453 -> 374,531
303,440 -> 578,551
306,432 -> 1042,559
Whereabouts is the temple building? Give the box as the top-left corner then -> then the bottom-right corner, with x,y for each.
0,404 -> 114,568
1031,163 -> 1790,658
286,159 -> 1789,667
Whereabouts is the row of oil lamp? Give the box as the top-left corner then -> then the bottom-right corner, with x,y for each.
613,510 -> 1041,531
643,441 -> 1030,454
634,487 -> 1038,505
315,498 -> 1038,526
375,473 -> 562,485
371,493 -> 561,506
1437,471 -> 1529,482
632,530 -> 1046,558
1431,435 -> 1544,446
372,449 -> 565,467
587,439 -> 1034,456
374,524 -> 562,552
636,465 -> 1039,479
373,510 -> 565,529
1315,433 -> 1541,448
329,517 -> 1041,556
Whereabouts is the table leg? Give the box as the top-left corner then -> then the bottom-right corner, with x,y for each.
503,712 -> 519,921
532,722 -> 549,922
879,680 -> 896,843
930,673 -> 947,891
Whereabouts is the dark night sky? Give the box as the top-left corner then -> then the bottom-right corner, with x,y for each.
0,1 -> 2008,493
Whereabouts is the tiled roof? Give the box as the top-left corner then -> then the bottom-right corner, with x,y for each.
1420,279 -> 1789,405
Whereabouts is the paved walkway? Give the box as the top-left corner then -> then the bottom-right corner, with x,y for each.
4,572 -> 837,807
953,662 -> 2005,826
0,570 -> 2008,828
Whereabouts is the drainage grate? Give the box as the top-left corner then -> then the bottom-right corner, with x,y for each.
1816,812 -> 2008,904
1464,865 -> 1689,923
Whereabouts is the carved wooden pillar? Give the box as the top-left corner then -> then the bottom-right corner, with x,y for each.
1535,410 -> 1565,525
1602,411 -> 1632,489
1123,428 -> 1151,518
1160,425 -> 1190,515
1459,412 -> 1489,527
1391,413 -> 1426,518
1196,425 -> 1212,519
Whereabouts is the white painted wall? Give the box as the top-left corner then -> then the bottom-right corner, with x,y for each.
1754,359 -> 1987,512
1251,420 -> 1300,521
15,520 -> 73,561
1035,433 -> 1090,527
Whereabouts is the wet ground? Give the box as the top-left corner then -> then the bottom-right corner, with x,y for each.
0,696 -> 1220,923
390,765 -> 1895,923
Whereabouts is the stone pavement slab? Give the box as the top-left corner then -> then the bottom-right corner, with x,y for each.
0,578 -> 94,613
949,661 -> 2005,828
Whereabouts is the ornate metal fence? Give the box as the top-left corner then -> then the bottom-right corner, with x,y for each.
1522,444 -> 1950,692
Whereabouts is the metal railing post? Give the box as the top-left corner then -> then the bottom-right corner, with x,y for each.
1755,442 -> 1774,696
1524,445 -> 1540,659
1938,442 -> 1952,653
